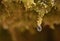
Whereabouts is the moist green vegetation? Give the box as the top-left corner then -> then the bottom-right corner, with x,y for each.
0,0 -> 56,34
0,0 -> 60,41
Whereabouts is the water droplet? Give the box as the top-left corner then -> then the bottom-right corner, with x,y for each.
37,25 -> 42,32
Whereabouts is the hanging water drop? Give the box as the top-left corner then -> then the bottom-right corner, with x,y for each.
37,25 -> 42,32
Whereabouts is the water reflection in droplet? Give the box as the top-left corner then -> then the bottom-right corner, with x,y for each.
37,25 -> 42,32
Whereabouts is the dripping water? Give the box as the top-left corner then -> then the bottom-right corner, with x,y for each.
37,25 -> 42,32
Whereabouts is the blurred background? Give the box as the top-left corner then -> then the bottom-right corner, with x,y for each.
0,0 -> 60,41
